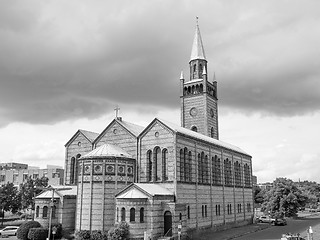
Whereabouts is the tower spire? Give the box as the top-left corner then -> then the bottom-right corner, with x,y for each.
190,17 -> 206,62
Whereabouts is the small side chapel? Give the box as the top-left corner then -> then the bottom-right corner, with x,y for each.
64,22 -> 253,240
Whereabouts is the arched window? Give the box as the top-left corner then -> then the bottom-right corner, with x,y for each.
179,149 -> 184,181
196,84 -> 199,93
211,127 -> 214,138
187,206 -> 190,219
52,205 -> 56,218
184,148 -> 188,182
188,151 -> 192,182
70,157 -> 75,184
130,208 -> 135,222
244,164 -> 251,187
36,206 -> 39,218
202,205 -> 204,217
162,149 -> 168,181
213,156 -> 221,185
74,154 -> 81,184
199,84 -> 203,93
224,158 -> 232,186
204,155 -> 209,183
147,150 -> 152,182
199,64 -> 203,75
192,85 -> 195,94
234,161 -> 241,186
140,208 -> 144,223
191,126 -> 198,132
197,153 -> 201,183
188,86 -> 191,94
154,147 -> 161,181
193,64 -> 196,73
43,206 -> 48,218
121,207 -> 126,222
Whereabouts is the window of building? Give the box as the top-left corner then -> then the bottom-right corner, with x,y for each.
162,148 -> 168,181
224,159 -> 233,186
191,126 -> 198,132
147,150 -> 152,182
121,207 -> 126,222
204,155 -> 209,183
202,205 -> 204,217
116,208 -> 119,222
212,155 -> 221,185
187,206 -> 190,219
43,206 -> 48,218
179,213 -> 182,221
205,205 -> 207,217
52,205 -> 56,218
23,173 -> 28,181
234,161 -> 242,187
36,206 -> 39,218
70,157 -> 75,184
244,164 -> 251,187
154,147 -> 161,181
130,208 -> 135,222
140,208 -> 144,223
211,127 -> 214,138
188,151 -> 192,182
13,174 -> 18,183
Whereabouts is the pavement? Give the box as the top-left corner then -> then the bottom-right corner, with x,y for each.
190,212 -> 320,240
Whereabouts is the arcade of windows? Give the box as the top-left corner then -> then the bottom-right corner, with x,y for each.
178,148 -> 251,187
183,84 -> 217,99
117,207 -> 144,223
35,205 -> 56,219
146,147 -> 168,182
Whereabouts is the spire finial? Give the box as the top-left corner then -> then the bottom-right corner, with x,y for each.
180,71 -> 184,80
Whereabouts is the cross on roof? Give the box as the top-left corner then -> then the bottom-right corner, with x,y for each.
114,105 -> 120,118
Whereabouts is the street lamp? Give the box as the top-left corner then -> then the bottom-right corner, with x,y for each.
46,186 -> 72,240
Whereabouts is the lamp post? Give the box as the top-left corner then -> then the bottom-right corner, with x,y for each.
46,186 -> 72,240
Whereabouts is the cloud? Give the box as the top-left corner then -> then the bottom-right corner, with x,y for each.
1,1 -> 320,128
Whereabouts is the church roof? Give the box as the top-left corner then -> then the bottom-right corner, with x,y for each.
117,119 -> 145,136
156,118 -> 251,157
80,143 -> 132,159
116,183 -> 174,199
64,129 -> 99,147
35,186 -> 77,199
190,22 -> 206,62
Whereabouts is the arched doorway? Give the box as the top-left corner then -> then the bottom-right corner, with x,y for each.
164,211 -> 172,236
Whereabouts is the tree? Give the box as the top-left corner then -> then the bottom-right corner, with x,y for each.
261,178 -> 308,217
19,176 -> 48,212
0,182 -> 19,225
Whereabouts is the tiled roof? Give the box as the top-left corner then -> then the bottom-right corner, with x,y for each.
157,118 -> 250,156
35,186 -> 77,199
79,129 -> 99,142
81,143 -> 132,159
118,119 -> 144,137
116,183 -> 173,199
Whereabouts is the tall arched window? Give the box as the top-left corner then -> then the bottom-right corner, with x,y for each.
197,153 -> 201,183
162,149 -> 168,181
213,156 -> 221,185
154,147 -> 161,181
43,206 -> 48,218
204,155 -> 209,183
140,208 -> 144,223
130,208 -> 135,222
36,206 -> 39,218
121,207 -> 126,222
187,206 -> 190,219
244,164 -> 251,187
234,161 -> 242,186
180,149 -> 184,181
52,205 -> 56,218
184,148 -> 188,182
188,151 -> 192,182
224,158 -> 232,186
147,150 -> 152,182
211,127 -> 214,138
70,157 -> 75,184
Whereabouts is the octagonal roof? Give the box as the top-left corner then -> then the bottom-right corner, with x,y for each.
80,143 -> 132,159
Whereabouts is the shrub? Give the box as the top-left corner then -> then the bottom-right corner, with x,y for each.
74,230 -> 91,240
107,222 -> 129,240
16,221 -> 41,240
28,228 -> 48,240
91,230 -> 108,240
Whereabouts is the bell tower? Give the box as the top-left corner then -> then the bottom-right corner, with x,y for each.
180,21 -> 219,139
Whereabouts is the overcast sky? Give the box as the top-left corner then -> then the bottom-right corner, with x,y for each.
1,0 -> 320,183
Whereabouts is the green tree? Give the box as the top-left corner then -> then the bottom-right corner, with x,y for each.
261,178 -> 308,217
19,176 -> 48,212
0,182 -> 19,225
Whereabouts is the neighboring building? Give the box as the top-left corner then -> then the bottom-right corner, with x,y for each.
34,186 -> 77,231
252,175 -> 257,186
0,162 -> 28,170
64,22 -> 253,239
0,164 -> 64,187
257,182 -> 273,191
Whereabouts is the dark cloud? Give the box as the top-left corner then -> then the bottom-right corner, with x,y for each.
1,0 -> 320,127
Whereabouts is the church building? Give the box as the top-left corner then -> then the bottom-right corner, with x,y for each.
64,23 -> 253,240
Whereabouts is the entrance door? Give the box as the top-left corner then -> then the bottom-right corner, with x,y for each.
164,211 -> 172,236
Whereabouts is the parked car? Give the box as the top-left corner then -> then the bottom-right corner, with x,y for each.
258,215 -> 276,224
274,218 -> 287,226
0,226 -> 19,237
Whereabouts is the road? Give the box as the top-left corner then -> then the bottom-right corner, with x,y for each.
235,217 -> 320,240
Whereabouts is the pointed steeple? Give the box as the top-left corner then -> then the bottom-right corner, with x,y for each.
190,18 -> 206,62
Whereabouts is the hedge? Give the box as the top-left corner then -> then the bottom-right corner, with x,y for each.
16,221 -> 41,240
28,228 -> 48,240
